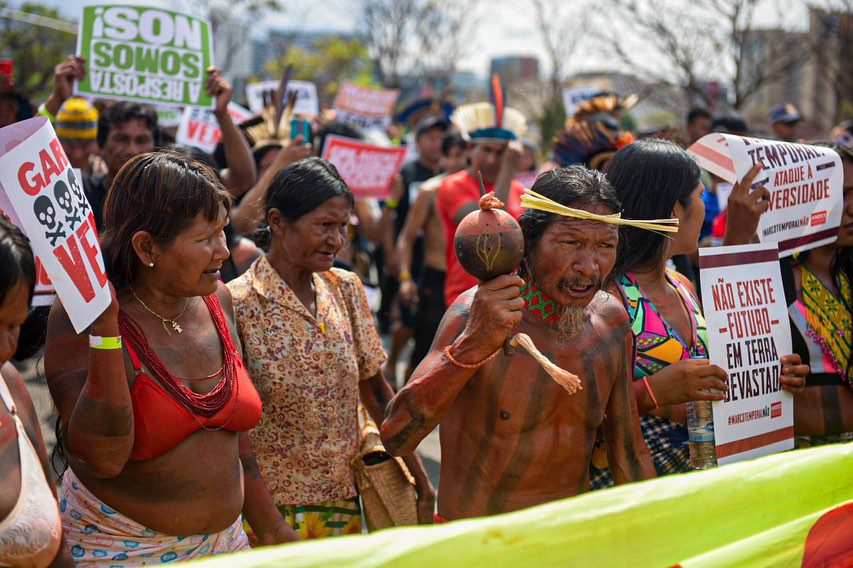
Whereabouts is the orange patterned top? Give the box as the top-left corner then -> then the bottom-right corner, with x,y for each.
227,256 -> 386,505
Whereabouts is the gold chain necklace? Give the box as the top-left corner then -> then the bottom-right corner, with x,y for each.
130,287 -> 190,335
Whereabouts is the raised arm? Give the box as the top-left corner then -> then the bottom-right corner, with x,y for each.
230,138 -> 312,235
381,274 -> 524,455
42,55 -> 85,117
602,328 -> 656,484
492,140 -> 522,204
44,285 -> 134,478
206,67 -> 256,197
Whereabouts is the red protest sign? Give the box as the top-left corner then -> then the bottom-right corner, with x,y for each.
333,81 -> 400,131
321,135 -> 407,199
0,117 -> 110,332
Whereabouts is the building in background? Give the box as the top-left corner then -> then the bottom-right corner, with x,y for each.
490,55 -> 540,83
742,6 -> 851,136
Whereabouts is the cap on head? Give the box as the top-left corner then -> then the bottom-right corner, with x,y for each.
769,103 -> 802,125
55,97 -> 98,142
415,115 -> 449,138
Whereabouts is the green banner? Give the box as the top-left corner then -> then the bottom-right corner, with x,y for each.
184,444 -> 852,567
75,4 -> 213,107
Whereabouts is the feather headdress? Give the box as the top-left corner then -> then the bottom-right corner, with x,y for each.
451,74 -> 527,142
550,114 -> 634,171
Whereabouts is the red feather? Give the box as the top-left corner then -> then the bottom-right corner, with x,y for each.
491,73 -> 504,129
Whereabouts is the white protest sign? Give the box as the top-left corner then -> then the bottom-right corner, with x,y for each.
156,105 -> 183,128
688,134 -> 843,256
75,2 -> 215,108
562,87 -> 599,117
333,81 -> 399,132
245,80 -> 319,117
175,102 -> 253,154
699,242 -> 794,465
0,117 -> 110,332
321,135 -> 407,199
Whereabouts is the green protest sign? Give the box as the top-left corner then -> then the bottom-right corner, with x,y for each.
75,3 -> 214,108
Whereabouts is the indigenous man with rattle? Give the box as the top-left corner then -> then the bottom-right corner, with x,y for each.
382,163 -> 677,521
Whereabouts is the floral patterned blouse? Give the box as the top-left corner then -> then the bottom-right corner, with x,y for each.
227,256 -> 386,505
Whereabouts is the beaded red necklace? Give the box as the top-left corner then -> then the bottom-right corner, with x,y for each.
118,294 -> 237,417
520,282 -> 565,323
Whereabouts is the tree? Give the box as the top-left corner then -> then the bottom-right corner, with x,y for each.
179,0 -> 284,72
359,1 -> 484,90
411,0 -> 481,89
359,0 -> 425,88
529,0 -> 591,149
603,0 -> 808,110
265,37 -> 377,102
0,1 -> 76,103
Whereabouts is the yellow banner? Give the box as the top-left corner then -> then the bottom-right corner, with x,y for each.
186,444 -> 852,567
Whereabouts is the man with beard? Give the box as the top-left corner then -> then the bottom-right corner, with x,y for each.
381,166 -> 656,521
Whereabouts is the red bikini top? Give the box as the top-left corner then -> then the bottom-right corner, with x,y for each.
122,294 -> 262,461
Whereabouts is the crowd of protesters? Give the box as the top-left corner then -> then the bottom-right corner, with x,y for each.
0,51 -> 850,566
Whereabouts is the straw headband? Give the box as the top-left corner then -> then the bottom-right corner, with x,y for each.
520,188 -> 680,235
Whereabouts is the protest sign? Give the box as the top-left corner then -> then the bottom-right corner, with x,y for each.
333,81 -> 400,132
562,87 -> 599,117
0,117 -> 110,332
321,135 -> 406,199
175,102 -> 253,154
155,105 -> 183,128
688,134 -> 843,256
245,80 -> 319,117
699,242 -> 794,465
75,3 -> 214,108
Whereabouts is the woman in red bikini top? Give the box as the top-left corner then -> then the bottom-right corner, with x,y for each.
44,151 -> 298,561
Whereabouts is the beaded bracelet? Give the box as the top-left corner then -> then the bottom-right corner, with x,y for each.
642,376 -> 660,409
443,345 -> 501,369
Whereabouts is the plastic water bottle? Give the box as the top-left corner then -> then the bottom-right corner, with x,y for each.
686,356 -> 718,470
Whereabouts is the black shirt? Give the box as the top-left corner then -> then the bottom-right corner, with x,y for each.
397,160 -> 440,279
396,160 -> 440,238
83,172 -> 110,233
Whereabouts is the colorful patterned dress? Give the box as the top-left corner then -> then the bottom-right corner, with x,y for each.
590,270 -> 709,489
227,256 -> 386,539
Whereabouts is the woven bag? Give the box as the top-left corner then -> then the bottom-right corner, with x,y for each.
352,419 -> 418,531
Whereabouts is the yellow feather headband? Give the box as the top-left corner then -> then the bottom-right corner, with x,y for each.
521,188 -> 680,235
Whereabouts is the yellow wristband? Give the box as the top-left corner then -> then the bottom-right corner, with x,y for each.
399,271 -> 412,281
385,198 -> 399,209
89,335 -> 123,350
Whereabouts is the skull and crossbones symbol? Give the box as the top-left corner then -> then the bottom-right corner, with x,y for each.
33,195 -> 66,246
67,170 -> 90,216
53,180 -> 82,230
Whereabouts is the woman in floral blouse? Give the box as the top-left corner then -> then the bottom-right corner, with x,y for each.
228,158 -> 434,542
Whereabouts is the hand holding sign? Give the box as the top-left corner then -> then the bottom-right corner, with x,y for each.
650,358 -> 729,407
51,56 -> 86,110
724,162 -> 772,245
779,353 -> 808,394
205,67 -> 231,115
